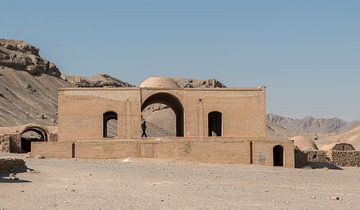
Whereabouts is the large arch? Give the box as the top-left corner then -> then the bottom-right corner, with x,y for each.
141,92 -> 184,137
20,125 -> 48,153
273,145 -> 284,167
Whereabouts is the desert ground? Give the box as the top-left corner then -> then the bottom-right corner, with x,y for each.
1,154 -> 360,209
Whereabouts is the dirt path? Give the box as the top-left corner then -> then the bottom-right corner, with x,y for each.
1,157 -> 360,209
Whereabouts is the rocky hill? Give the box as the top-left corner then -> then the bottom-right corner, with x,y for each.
62,74 -> 133,88
0,39 -> 70,126
0,39 -> 132,127
0,39 -> 61,77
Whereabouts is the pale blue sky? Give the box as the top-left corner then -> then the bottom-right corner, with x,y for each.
1,0 -> 359,120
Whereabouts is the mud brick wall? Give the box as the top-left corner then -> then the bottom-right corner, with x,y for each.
306,150 -> 360,167
0,134 -> 10,152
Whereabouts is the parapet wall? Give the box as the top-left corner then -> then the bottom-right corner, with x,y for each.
31,138 -> 294,168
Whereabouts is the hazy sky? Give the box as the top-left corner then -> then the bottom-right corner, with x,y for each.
1,0 -> 359,120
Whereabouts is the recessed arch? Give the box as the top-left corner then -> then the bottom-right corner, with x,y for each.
141,92 -> 184,137
273,145 -> 284,167
20,126 -> 48,153
208,111 -> 222,137
103,111 -> 118,138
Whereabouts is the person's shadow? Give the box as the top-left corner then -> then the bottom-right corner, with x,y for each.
0,159 -> 32,183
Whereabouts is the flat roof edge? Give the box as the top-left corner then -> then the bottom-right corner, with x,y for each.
59,86 -> 265,91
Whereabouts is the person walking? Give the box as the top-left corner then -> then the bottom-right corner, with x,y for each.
141,120 -> 147,137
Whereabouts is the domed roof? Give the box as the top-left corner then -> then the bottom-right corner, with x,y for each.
320,143 -> 355,151
291,136 -> 318,151
140,77 -> 180,88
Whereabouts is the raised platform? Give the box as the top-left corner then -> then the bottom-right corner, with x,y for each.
31,138 -> 295,168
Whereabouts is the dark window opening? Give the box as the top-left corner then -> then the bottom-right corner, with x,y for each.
208,111 -> 222,137
72,143 -> 76,158
273,145 -> 284,167
103,111 -> 118,138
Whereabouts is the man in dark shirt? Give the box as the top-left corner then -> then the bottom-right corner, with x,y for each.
141,120 -> 147,137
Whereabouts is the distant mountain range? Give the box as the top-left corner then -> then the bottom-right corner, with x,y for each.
267,113 -> 360,134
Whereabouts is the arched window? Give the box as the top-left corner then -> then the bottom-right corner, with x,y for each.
208,111 -> 222,137
103,111 -> 118,138
273,145 -> 284,167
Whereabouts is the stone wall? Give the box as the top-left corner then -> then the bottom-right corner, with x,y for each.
0,158 -> 26,171
0,133 -> 21,153
306,150 -> 360,167
0,134 -> 10,152
329,151 -> 360,167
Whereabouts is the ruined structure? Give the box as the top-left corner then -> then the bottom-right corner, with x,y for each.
0,124 -> 57,153
30,77 -> 294,167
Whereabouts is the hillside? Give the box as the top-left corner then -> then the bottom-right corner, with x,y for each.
0,39 -> 70,126
317,126 -> 360,150
0,39 -> 132,126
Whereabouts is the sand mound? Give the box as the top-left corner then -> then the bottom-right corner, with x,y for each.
290,136 -> 318,151
317,126 -> 360,150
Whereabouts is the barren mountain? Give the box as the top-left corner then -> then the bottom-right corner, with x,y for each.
0,39 -> 132,127
0,39 -> 60,77
317,126 -> 360,150
267,113 -> 360,134
0,39 -> 70,126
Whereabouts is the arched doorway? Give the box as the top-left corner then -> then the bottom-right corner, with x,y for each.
273,145 -> 284,167
20,127 -> 48,153
103,111 -> 118,138
208,111 -> 222,137
141,92 -> 184,137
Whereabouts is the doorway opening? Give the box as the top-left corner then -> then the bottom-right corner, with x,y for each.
20,127 -> 47,153
273,145 -> 284,167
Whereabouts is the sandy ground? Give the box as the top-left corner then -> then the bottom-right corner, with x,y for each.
1,155 -> 360,209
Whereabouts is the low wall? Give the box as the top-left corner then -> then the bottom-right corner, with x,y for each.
306,150 -> 360,167
75,141 -> 138,159
328,151 -> 360,167
31,141 -> 74,159
31,138 -> 295,167
74,140 -> 251,164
